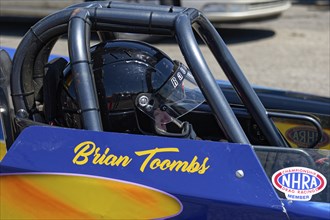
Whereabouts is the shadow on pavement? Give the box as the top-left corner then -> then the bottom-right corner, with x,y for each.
0,17 -> 275,46
154,27 -> 275,45
293,0 -> 330,5
0,18 -> 39,37
216,27 -> 275,44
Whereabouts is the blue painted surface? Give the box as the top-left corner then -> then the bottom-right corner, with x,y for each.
0,126 -> 288,219
282,199 -> 330,220
0,47 -> 16,59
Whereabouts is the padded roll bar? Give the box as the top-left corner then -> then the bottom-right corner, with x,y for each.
11,1 -> 288,146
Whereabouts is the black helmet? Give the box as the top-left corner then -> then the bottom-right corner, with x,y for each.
60,40 -> 205,138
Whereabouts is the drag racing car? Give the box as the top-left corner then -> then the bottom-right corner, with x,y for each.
0,1 -> 329,219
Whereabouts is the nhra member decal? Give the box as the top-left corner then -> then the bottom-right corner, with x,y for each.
285,126 -> 330,148
272,166 -> 327,201
72,141 -> 210,174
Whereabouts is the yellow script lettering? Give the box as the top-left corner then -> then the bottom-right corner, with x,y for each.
73,141 -> 95,165
135,147 -> 210,174
72,141 -> 132,167
135,148 -> 179,172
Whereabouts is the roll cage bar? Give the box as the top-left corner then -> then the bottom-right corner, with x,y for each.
9,1 -> 288,147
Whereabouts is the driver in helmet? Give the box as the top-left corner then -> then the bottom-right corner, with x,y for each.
58,40 -> 204,139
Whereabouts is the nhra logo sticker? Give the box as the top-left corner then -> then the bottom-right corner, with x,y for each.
285,126 -> 329,148
272,167 -> 327,201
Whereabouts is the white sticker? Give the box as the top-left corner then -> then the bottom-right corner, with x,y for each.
272,166 -> 327,201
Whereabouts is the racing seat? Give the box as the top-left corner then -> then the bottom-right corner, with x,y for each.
42,57 -> 68,124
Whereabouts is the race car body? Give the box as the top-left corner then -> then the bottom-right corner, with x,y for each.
0,1 -> 329,219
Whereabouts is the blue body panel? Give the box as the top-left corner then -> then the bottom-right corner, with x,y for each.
282,200 -> 330,220
1,126 -> 288,219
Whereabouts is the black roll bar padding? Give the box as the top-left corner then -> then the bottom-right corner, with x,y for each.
11,8 -> 74,113
68,8 -> 103,131
92,8 -> 177,35
67,1 -> 184,13
33,39 -> 58,102
192,13 -> 288,147
10,2 -> 284,145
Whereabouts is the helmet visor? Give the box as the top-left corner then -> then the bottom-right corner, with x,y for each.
136,62 -> 205,125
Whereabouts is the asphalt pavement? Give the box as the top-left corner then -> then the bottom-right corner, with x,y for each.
0,3 -> 329,97
155,4 -> 330,98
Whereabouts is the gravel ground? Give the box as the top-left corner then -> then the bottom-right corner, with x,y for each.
1,3 -> 329,97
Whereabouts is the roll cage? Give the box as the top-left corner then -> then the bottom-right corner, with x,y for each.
3,1 -> 291,147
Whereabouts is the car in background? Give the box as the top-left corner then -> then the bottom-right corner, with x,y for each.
0,0 -> 291,23
179,0 -> 291,22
